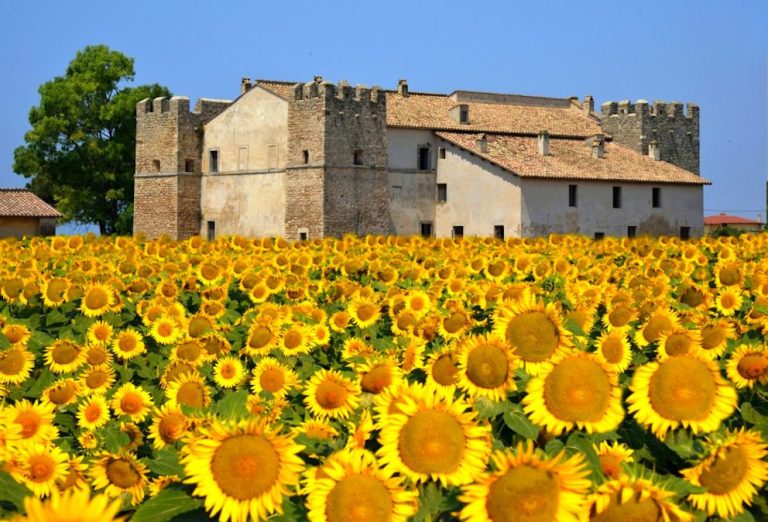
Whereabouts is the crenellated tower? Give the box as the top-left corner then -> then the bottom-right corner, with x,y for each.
285,77 -> 391,238
600,100 -> 699,174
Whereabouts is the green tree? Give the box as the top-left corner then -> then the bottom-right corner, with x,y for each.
13,45 -> 170,235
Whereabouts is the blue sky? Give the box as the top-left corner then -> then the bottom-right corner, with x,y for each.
1,0 -> 766,223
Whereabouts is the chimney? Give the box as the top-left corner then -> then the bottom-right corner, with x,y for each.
240,77 -> 252,95
648,140 -> 661,161
538,130 -> 550,156
591,134 -> 605,159
397,79 -> 409,97
582,95 -> 594,114
476,133 -> 488,153
313,75 -> 324,84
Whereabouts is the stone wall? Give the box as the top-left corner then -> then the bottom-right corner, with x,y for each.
132,174 -> 179,238
600,100 -> 699,174
324,168 -> 391,236
285,167 -> 324,239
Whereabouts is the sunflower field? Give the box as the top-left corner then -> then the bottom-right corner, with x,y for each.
0,233 -> 767,522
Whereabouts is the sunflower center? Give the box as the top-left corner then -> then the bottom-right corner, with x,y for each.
398,410 -> 465,474
466,343 -> 508,389
698,446 -> 749,495
326,474 -> 393,522
701,326 -> 726,351
85,404 -> 102,422
188,317 -> 211,338
737,354 -> 768,380
648,357 -> 716,421
608,306 -> 633,328
159,413 -> 186,441
0,349 -> 26,375
721,293 -> 737,309
85,288 -> 109,309
486,464 -> 559,522
680,287 -> 706,307
543,358 -> 612,422
28,455 -> 55,481
361,366 -> 393,394
211,434 -> 280,500
663,333 -> 692,356
598,455 -> 623,479
4,326 -> 26,344
591,493 -> 661,522
177,382 -> 206,408
15,411 -> 41,438
118,335 -> 138,352
121,393 -> 143,414
432,354 -> 460,385
52,342 -> 79,364
106,459 -> 141,489
200,264 -> 220,281
220,363 -> 236,379
719,266 -> 740,286
177,341 -> 201,361
488,261 -> 505,277
504,311 -> 558,363
396,312 -> 417,332
48,382 -> 76,404
86,370 -> 109,389
157,322 -> 173,337
410,297 -> 427,313
601,337 -> 625,364
260,368 -> 285,393
443,312 -> 467,334
315,380 -> 348,409
249,327 -> 273,349
356,304 -> 377,322
87,347 -> 108,365
642,316 -> 674,343
284,330 -> 303,350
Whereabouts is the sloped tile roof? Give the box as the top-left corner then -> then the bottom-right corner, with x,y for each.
0,189 -> 62,218
255,80 -> 299,101
436,132 -> 710,185
704,214 -> 761,225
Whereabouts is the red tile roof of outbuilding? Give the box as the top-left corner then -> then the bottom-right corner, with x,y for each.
0,189 -> 62,218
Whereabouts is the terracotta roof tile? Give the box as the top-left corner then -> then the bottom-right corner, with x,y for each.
254,80 -> 299,101
436,132 -> 709,185
0,189 -> 62,218
704,214 -> 761,225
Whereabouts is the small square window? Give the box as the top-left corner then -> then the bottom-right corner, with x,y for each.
418,146 -> 431,170
437,183 -> 447,203
299,231 -> 308,241
302,150 -> 309,164
353,149 -> 363,166
438,147 -> 446,159
652,187 -> 661,208
185,159 -> 195,173
568,184 -> 578,207
152,159 -> 160,172
209,150 -> 219,173
420,222 -> 433,238
680,226 -> 690,240
594,232 -> 605,240
613,186 -> 622,208
452,225 -> 464,238
627,225 -> 637,238
459,106 -> 469,124
207,221 -> 216,241
494,225 -> 505,240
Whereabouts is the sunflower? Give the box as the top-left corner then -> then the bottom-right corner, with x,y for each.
171,339 -> 207,366
13,488 -> 123,522
726,344 -> 768,388
523,353 -> 624,435
458,441 -> 590,522
437,307 -> 473,340
425,348 -> 461,396
10,400 -> 59,444
585,475 -> 693,521
656,327 -> 703,360
377,385 -> 491,486
85,344 -> 112,366
110,328 -> 146,361
304,370 -> 360,420
279,323 -> 314,356
86,320 -> 114,346
166,373 -> 211,409
0,346 -> 35,384
149,315 -> 183,345
493,294 -> 571,375
715,287 -> 744,317
110,383 -> 154,423
698,318 -> 737,359
44,340 -> 86,374
251,358 -> 300,398
594,441 -> 634,479
456,335 -> 518,401
404,290 -> 432,318
90,452 -> 148,505
628,354 -> 738,438
243,322 -> 279,357
358,359 -> 403,395
294,419 -> 339,442
397,338 -> 426,373
329,310 -> 352,333
348,298 -> 381,329
2,323 -> 31,345
182,418 -> 305,522
43,379 -> 80,406
79,284 -> 116,317
121,423 -> 144,452
341,337 -> 376,361
593,330 -> 633,373
79,364 -> 116,394
57,455 -> 89,492
213,356 -> 246,388
77,396 -> 111,430
633,308 -> 680,348
306,449 -> 418,522
681,428 -> 768,519
11,442 -> 69,497
40,277 -> 71,308
148,404 -> 189,450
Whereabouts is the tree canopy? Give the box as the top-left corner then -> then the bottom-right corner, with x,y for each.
13,45 -> 170,235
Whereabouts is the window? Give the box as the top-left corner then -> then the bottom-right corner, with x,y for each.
627,225 -> 637,238
299,231 -> 308,241
437,183 -> 447,203
494,225 -> 505,240
185,159 -> 195,173
652,187 -> 661,208
594,232 -> 605,240
438,147 -> 446,159
452,226 -> 464,238
206,221 -> 216,241
680,226 -> 691,240
209,150 -> 219,173
302,150 -> 309,164
418,146 -> 431,170
459,105 -> 469,124
420,222 -> 433,238
613,186 -> 622,208
568,184 -> 578,207
152,159 -> 160,172
353,149 -> 363,166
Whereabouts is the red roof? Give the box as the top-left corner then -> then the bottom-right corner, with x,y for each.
0,189 -> 62,218
704,213 -> 761,225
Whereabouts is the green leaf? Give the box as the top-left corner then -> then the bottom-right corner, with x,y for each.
130,487 -> 203,522
45,309 -> 68,328
0,470 -> 32,513
23,368 -> 56,399
102,423 -> 131,452
663,430 -> 699,460
503,403 -> 539,440
214,389 -> 249,421
474,397 -> 507,419
147,448 -> 185,476
566,433 -> 603,481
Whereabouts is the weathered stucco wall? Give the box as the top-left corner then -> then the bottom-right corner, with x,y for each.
203,87 -> 288,173
521,179 -> 703,237
201,172 -> 285,238
0,217 -> 40,238
388,171 -> 436,236
388,129 -> 437,170
434,141 -> 522,238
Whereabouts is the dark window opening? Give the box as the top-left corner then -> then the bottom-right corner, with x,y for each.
353,149 -> 363,166
568,184 -> 578,207
652,187 -> 661,208
452,225 -> 464,238
420,222 -> 433,238
418,146 -> 431,170
680,226 -> 691,240
152,159 -> 160,172
627,226 -> 637,238
299,231 -> 308,241
437,183 -> 447,203
613,186 -> 622,208
494,225 -> 505,240
438,147 -> 446,159
594,232 -> 605,240
209,150 -> 219,173
185,159 -> 195,173
302,150 -> 309,164
207,221 -> 216,241
459,106 -> 469,124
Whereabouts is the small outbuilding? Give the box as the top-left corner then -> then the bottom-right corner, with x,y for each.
0,189 -> 61,238
704,213 -> 763,234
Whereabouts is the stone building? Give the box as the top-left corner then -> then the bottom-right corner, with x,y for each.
133,77 -> 708,240
0,189 -> 61,238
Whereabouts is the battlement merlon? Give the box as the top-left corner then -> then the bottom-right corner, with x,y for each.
600,99 -> 699,120
137,96 -> 232,126
292,79 -> 385,105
